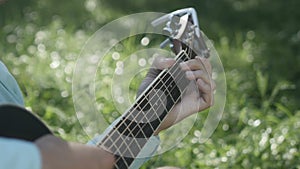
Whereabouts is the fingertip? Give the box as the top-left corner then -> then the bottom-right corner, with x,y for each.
165,60 -> 176,69
185,71 -> 193,80
197,78 -> 209,92
195,56 -> 202,59
195,56 -> 210,66
163,58 -> 176,64
163,57 -> 176,61
180,62 -> 189,70
156,58 -> 175,69
195,56 -> 208,61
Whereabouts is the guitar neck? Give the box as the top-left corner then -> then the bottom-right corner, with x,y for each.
98,50 -> 192,169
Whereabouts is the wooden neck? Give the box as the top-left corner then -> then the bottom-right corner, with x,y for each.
98,50 -> 192,169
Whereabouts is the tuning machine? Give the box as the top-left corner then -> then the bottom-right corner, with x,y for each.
152,8 -> 210,58
152,8 -> 199,49
160,15 -> 181,48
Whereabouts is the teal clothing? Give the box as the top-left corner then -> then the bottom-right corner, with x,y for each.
0,137 -> 41,169
0,60 -> 159,169
0,61 -> 24,106
0,60 -> 40,169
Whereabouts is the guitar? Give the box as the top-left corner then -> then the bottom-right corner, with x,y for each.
0,8 -> 209,169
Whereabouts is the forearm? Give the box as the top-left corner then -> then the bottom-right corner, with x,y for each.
35,135 -> 114,169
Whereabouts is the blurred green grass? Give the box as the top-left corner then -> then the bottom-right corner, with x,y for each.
1,0 -> 299,168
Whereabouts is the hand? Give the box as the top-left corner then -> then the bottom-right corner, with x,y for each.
137,56 -> 215,134
35,135 -> 115,169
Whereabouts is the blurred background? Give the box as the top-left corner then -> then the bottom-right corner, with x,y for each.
1,0 -> 299,168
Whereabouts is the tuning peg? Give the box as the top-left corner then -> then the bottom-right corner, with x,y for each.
160,38 -> 171,48
162,27 -> 173,37
167,20 -> 178,31
188,32 -> 195,38
170,15 -> 180,25
166,21 -> 170,28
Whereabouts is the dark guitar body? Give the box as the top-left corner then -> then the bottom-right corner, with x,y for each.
0,104 -> 52,142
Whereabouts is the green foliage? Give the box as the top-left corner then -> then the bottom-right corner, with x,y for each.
0,0 -> 299,168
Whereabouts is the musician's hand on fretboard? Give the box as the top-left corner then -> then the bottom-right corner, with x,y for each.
137,56 -> 215,135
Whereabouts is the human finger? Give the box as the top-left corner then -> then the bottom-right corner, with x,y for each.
180,57 -> 212,75
195,56 -> 212,74
197,78 -> 215,106
152,57 -> 176,70
185,70 -> 210,83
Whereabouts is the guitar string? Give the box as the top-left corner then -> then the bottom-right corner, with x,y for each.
108,18 -> 199,168
115,25 -> 197,142
126,32 -> 197,143
110,39 -> 195,158
98,49 -> 188,153
111,52 -> 192,167
112,47 -> 195,167
98,52 -> 186,153
113,59 -> 188,159
114,81 -> 191,168
102,47 -> 193,158
112,32 -> 198,166
123,52 -> 191,136
116,49 -> 197,168
100,28 -> 196,166
100,41 -> 194,158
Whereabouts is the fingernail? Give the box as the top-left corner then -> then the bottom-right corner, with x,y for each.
180,62 -> 188,70
195,56 -> 206,60
185,71 -> 194,79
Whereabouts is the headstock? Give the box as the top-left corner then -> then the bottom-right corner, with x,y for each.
152,8 -> 210,59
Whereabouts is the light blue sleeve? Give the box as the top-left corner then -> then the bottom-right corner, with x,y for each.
87,118 -> 160,169
0,137 -> 41,169
0,61 -> 24,106
0,62 -> 41,169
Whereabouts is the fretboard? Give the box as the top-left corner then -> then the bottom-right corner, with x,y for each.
98,50 -> 192,169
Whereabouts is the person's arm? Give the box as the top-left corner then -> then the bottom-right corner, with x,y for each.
0,135 -> 115,169
35,135 -> 114,169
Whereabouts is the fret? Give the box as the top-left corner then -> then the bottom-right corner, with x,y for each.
131,121 -> 148,138
101,130 -> 122,154
124,138 -> 147,157
177,48 -> 192,61
132,92 -> 166,123
168,53 -> 191,93
160,81 -> 176,104
100,129 -> 148,156
115,118 -> 153,138
143,92 -> 169,124
159,72 -> 181,105
115,155 -> 133,169
156,76 -> 180,111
